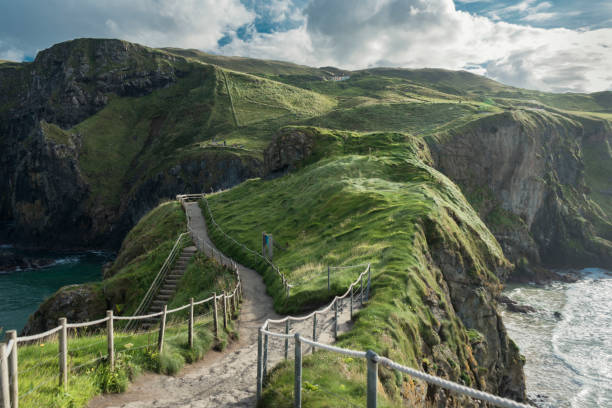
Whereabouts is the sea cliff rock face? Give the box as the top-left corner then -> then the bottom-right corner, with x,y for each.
0,39 -> 262,248
429,110 -> 612,274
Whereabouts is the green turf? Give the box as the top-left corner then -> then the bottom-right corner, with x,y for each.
16,200 -> 240,407
202,128 -> 511,406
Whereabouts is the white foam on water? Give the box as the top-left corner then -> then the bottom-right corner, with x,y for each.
502,268 -> 612,408
50,256 -> 81,266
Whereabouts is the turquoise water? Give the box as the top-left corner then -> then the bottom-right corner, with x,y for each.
0,249 -> 110,334
503,268 -> 612,408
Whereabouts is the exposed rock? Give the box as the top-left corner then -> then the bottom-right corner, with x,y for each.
0,250 -> 53,272
264,129 -> 315,174
429,110 -> 612,273
498,296 -> 536,314
21,284 -> 106,335
421,213 -> 526,402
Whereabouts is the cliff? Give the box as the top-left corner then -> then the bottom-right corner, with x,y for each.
428,110 -> 612,275
0,39 -> 263,248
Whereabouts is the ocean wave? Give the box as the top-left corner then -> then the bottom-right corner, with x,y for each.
550,269 -> 612,406
51,256 -> 81,266
503,268 -> 612,408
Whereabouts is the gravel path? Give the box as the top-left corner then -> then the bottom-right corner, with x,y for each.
89,202 -> 359,408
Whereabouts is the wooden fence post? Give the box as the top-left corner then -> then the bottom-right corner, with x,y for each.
58,317 -> 68,390
367,265 -> 372,300
189,298 -> 194,349
256,329 -> 263,401
6,331 -> 17,408
1,343 -> 9,408
284,320 -> 290,360
213,293 -> 219,338
312,313 -> 317,354
263,332 -> 268,379
294,333 -> 302,408
107,311 -> 114,370
334,300 -> 339,340
366,350 -> 380,408
222,292 -> 228,330
158,305 -> 167,353
361,274 -> 364,306
350,285 -> 354,320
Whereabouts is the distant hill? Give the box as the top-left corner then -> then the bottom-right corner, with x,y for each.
3,38 -> 610,408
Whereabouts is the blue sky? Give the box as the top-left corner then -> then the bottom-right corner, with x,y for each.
455,0 -> 612,29
1,0 -> 611,92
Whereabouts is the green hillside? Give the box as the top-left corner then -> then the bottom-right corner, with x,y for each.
203,128 -> 523,406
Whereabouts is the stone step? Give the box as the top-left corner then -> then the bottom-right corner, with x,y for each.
157,294 -> 171,300
159,289 -> 174,295
161,285 -> 177,291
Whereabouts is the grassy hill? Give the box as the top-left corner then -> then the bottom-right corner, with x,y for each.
19,201 -> 238,408
203,128 -> 523,406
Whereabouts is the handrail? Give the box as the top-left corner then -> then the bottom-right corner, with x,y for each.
258,262 -> 532,408
125,231 -> 189,331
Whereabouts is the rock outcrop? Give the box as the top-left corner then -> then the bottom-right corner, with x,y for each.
22,284 -> 106,335
429,110 -> 612,276
0,39 -> 263,248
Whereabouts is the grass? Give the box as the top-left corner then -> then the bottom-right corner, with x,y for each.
16,202 -> 240,407
202,128 -> 513,406
100,201 -> 189,316
17,307 -> 235,408
225,70 -> 336,126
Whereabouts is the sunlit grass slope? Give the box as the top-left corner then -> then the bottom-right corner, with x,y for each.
19,201 -> 238,408
203,128 -> 513,406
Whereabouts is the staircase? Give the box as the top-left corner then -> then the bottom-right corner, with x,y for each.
140,245 -> 197,331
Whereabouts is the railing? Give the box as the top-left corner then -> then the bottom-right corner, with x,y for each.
257,264 -> 532,408
0,272 -> 243,408
0,198 -> 243,408
125,232 -> 190,331
198,195 -> 294,297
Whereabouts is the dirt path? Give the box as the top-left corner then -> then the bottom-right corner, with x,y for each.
89,202 -> 358,408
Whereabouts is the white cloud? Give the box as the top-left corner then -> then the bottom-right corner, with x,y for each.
219,0 -> 612,92
1,0 -> 610,92
0,0 -> 253,55
0,40 -> 25,61
522,12 -> 558,22
100,0 -> 254,50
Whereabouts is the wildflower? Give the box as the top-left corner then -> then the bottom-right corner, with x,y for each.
39,343 -> 45,347
124,343 -> 134,349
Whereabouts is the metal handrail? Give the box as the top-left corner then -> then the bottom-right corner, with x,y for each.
125,232 -> 189,331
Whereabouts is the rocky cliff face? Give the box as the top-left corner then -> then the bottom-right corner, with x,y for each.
0,39 -> 263,248
429,110 -> 612,275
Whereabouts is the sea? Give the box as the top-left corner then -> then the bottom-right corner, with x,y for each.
0,246 -> 110,335
502,268 -> 612,408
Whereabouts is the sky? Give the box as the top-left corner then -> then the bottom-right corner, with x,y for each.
0,0 -> 611,93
